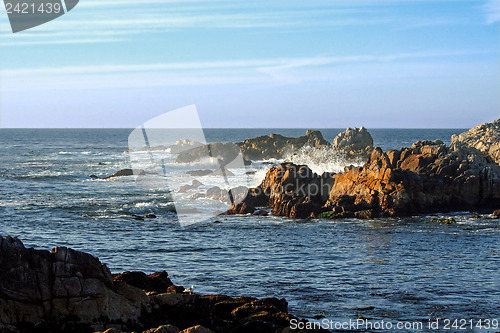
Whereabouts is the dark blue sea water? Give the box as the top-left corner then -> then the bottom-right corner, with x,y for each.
0,128 -> 499,332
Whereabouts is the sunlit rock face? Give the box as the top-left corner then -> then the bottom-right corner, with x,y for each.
452,119 -> 500,165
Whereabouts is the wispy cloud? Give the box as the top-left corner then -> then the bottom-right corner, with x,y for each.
3,50 -> 492,77
483,0 -> 500,24
1,49 -> 495,92
0,0 -> 468,47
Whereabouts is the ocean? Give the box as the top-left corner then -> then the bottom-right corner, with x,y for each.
0,128 -> 499,332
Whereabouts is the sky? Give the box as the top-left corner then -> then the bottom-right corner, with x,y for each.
0,0 -> 499,128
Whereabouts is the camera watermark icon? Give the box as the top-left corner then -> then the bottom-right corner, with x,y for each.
127,105 -> 249,226
3,0 -> 78,33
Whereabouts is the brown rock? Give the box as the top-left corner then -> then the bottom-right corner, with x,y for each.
144,324 -> 181,333
228,163 -> 334,218
451,119 -> 500,165
237,130 -> 330,161
179,325 -> 214,333
113,271 -> 173,293
332,127 -> 374,152
326,140 -> 500,217
0,236 -> 149,331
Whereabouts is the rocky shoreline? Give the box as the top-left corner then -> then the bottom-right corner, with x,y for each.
0,236 -> 325,333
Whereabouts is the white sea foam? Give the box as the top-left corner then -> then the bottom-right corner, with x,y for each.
284,146 -> 363,174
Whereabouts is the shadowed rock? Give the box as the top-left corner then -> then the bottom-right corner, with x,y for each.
228,163 -> 335,218
101,169 -> 147,179
237,130 -> 330,161
0,236 -> 326,332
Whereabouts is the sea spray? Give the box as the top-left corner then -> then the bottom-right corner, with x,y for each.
284,146 -> 364,175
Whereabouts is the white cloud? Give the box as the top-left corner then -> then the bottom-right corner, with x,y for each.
1,49 -> 495,92
2,50 -> 491,77
483,0 -> 500,24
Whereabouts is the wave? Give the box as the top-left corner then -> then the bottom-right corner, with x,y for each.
283,146 -> 363,174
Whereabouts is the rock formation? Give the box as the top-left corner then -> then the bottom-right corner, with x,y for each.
332,127 -> 373,151
0,236 -> 324,333
325,140 -> 500,218
228,140 -> 500,219
332,127 -> 374,160
0,235 -> 149,332
237,130 -> 330,161
175,143 -> 244,165
176,130 -> 331,164
228,163 -> 334,218
91,169 -> 147,180
451,119 -> 500,165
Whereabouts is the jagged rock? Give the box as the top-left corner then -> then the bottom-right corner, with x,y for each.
176,143 -> 245,165
228,163 -> 334,218
0,237 -> 326,333
179,325 -> 213,333
237,130 -> 330,161
331,127 -> 374,161
168,139 -> 204,154
325,141 -> 500,217
229,136 -> 500,219
451,119 -> 500,165
113,271 -> 173,294
0,235 -> 149,332
143,325 -> 180,333
332,127 -> 373,151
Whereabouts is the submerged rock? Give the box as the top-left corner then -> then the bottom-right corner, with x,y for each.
186,170 -> 213,177
451,119 -> 500,165
178,180 -> 204,193
0,236 -> 324,332
102,169 -> 147,179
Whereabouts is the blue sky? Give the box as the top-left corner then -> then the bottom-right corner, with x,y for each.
0,0 -> 499,128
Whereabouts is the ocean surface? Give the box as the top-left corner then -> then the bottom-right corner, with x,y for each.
0,128 -> 499,332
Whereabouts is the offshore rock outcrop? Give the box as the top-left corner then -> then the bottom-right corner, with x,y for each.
451,119 -> 500,165
227,163 -> 334,218
228,140 -> 500,219
237,130 -> 330,161
325,140 -> 500,217
133,129 -> 373,166
175,130 -> 331,164
332,127 -> 373,151
0,236 -> 325,333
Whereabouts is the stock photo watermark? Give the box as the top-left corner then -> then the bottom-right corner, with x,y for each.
290,318 -> 500,331
3,0 -> 78,33
127,105 -> 249,226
